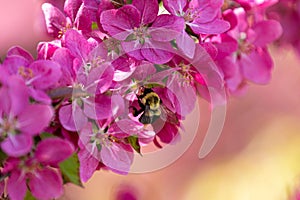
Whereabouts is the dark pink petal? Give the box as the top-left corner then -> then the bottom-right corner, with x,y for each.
29,60 -> 62,90
42,3 -> 67,37
100,6 -> 140,39
28,168 -> 63,200
223,9 -> 238,31
78,148 -> 99,182
190,19 -> 230,34
74,3 -> 93,34
240,48 -> 273,84
1,134 -> 33,157
64,29 -> 90,60
7,170 -> 27,200
162,0 -> 187,15
155,122 -> 179,143
252,20 -> 283,47
37,40 -> 61,60
113,58 -> 137,82
201,42 -> 218,60
214,34 -> 238,60
64,0 -> 82,21
150,15 -> 185,42
101,143 -> 133,173
217,57 -> 243,92
176,30 -> 196,58
7,46 -> 34,63
132,0 -> 158,24
59,103 -> 88,131
83,94 -> 112,120
141,40 -> 174,64
18,104 -> 53,135
35,138 -> 75,166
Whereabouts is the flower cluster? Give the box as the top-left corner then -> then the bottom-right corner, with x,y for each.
0,0 -> 282,199
267,0 -> 300,57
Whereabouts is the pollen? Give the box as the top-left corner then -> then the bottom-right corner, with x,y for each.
18,66 -> 34,79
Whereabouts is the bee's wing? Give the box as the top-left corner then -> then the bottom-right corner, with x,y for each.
160,105 -> 179,125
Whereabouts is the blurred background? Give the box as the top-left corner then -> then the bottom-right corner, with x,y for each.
1,1 -> 300,199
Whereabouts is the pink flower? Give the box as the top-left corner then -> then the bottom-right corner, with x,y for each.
0,72 -> 53,157
78,120 -> 139,181
164,0 -> 230,34
42,0 -> 99,38
2,46 -> 62,104
216,7 -> 282,93
3,138 -> 74,200
100,0 -> 185,64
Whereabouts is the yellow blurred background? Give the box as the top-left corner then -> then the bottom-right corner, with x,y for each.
1,1 -> 300,200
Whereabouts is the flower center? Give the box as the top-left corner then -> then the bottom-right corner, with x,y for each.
183,9 -> 199,22
0,116 -> 18,138
238,32 -> 255,55
132,26 -> 150,45
18,66 -> 34,80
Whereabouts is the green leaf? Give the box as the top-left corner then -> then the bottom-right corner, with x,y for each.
59,153 -> 83,187
24,190 -> 36,200
127,136 -> 141,155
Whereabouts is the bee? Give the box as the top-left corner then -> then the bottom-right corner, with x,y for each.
131,86 -> 179,125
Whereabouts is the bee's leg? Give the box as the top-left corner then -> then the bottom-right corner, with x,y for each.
129,106 -> 144,117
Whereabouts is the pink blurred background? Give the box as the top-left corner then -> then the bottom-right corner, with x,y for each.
1,1 -> 300,199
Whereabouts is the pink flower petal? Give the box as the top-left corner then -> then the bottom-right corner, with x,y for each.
1,134 -> 33,157
42,3 -> 67,37
52,47 -> 76,85
100,5 -> 140,39
141,40 -> 174,64
132,0 -> 159,24
64,0 -> 82,21
252,20 -> 283,47
7,171 -> 27,200
64,29 -> 91,60
35,138 -> 75,166
78,148 -> 99,182
176,30 -> 196,58
240,48 -> 273,84
7,46 -> 34,63
190,19 -> 230,34
2,55 -> 30,75
83,95 -> 112,120
28,168 -> 63,200
7,76 -> 29,116
162,0 -> 187,15
150,14 -> 185,42
86,63 -> 114,94
18,104 -> 53,135
59,103 -> 88,132
29,60 -> 62,90
101,143 -> 133,173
